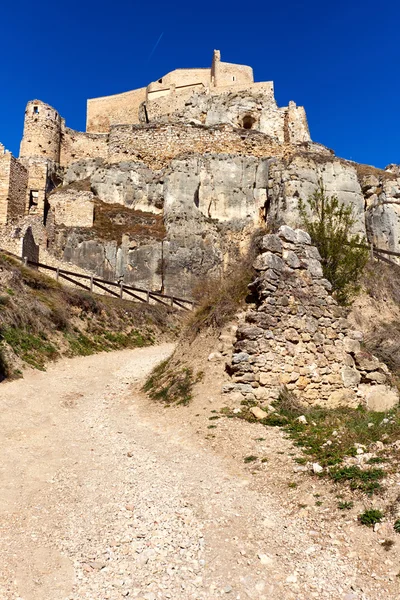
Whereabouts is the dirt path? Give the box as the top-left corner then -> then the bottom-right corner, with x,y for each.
0,345 -> 398,599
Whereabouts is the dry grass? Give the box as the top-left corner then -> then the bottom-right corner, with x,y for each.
186,229 -> 266,338
92,200 -> 166,244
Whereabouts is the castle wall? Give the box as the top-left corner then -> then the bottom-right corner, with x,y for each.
0,152 -> 28,225
86,87 -> 146,133
146,68 -> 210,98
215,61 -> 254,87
60,128 -> 108,167
107,123 -> 281,170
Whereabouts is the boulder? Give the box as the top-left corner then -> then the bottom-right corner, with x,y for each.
326,389 -> 358,408
250,406 -> 268,420
278,225 -> 298,243
365,385 -> 399,412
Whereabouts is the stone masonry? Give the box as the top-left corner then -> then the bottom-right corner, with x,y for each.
225,225 -> 399,411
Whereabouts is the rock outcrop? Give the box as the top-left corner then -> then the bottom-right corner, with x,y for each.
224,225 -> 399,411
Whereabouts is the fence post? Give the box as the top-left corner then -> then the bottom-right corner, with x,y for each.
23,256 -> 28,266
120,282 -> 124,299
370,243 -> 374,260
90,275 -> 93,292
56,267 -> 59,281
146,291 -> 150,303
170,296 -> 174,307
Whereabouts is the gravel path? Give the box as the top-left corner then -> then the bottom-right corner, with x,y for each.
0,344 -> 398,599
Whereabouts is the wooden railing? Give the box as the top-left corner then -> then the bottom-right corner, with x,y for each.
0,249 -> 194,311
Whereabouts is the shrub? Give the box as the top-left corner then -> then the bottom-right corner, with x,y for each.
358,509 -> 384,527
299,183 -> 369,304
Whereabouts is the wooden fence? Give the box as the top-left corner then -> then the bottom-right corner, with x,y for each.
0,249 -> 194,311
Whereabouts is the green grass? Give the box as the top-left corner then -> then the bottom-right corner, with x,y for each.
338,501 -> 354,510
329,465 -> 385,495
244,455 -> 258,463
359,509 -> 384,527
143,357 -> 203,406
1,327 -> 58,370
225,388 -> 400,497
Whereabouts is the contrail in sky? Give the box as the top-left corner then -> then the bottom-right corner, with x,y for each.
147,32 -> 164,62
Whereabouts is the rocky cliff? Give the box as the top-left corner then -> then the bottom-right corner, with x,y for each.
38,146 -> 400,298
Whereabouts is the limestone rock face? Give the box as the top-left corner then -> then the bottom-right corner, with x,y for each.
267,156 -> 366,236
50,153 -> 400,299
225,225 -> 399,410
362,169 -> 400,258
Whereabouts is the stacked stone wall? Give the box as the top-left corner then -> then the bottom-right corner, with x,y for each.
7,156 -> 28,221
0,153 -> 28,225
60,128 -> 108,167
225,226 -> 399,411
108,123 -> 283,170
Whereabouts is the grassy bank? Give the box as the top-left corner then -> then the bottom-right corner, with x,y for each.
0,252 -> 179,379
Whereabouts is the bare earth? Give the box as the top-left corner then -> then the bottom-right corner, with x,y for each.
0,344 -> 399,600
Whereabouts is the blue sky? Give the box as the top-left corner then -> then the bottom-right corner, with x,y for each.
1,0 -> 399,168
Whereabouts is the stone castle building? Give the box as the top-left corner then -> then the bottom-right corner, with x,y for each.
0,50 -> 310,226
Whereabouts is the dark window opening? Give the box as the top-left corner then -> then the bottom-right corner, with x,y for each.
29,190 -> 39,212
158,78 -> 163,84
33,106 -> 39,114
242,115 -> 255,130
232,76 -> 236,81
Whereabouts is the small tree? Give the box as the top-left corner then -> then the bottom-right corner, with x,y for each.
299,183 -> 369,304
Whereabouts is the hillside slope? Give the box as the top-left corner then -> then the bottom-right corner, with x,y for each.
0,252 -> 179,380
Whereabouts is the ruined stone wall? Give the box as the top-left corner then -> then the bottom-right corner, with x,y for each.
60,128 -> 108,167
7,155 -> 28,221
107,122 -> 282,169
225,226 -> 398,411
0,153 -> 28,225
49,189 -> 94,227
20,159 -> 49,217
86,88 -> 147,133
0,152 -> 11,224
147,68 -> 210,97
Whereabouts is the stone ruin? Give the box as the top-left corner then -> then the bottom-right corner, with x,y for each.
224,225 -> 399,411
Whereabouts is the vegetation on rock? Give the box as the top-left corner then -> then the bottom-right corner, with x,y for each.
299,183 -> 369,304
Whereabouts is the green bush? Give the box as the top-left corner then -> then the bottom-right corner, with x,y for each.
358,509 -> 384,527
299,183 -> 369,304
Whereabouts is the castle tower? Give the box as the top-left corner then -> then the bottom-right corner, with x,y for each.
19,100 -> 62,163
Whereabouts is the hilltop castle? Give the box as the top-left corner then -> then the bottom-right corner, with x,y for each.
0,50 -> 310,225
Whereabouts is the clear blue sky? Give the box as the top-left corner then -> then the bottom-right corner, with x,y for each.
1,0 -> 399,168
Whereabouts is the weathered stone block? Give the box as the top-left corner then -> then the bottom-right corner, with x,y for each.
253,252 -> 284,272
260,234 -> 282,254
341,366 -> 361,387
278,225 -> 297,243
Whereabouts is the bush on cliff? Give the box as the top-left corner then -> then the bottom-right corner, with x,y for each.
299,184 -> 369,304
